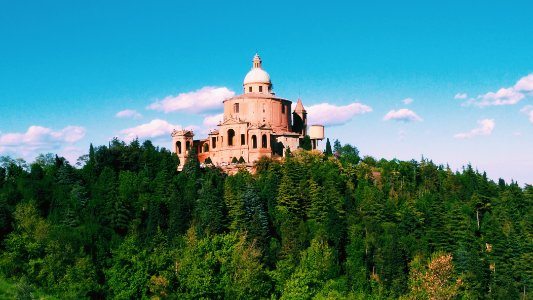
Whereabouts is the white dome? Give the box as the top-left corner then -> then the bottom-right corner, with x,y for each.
243,68 -> 271,85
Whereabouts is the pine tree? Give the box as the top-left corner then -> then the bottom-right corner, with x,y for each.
300,135 -> 312,151
242,183 -> 269,248
196,174 -> 225,237
183,148 -> 200,176
324,138 -> 333,157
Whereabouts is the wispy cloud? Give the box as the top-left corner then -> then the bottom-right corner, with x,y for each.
454,93 -> 468,100
521,105 -> 533,123
119,119 -> 184,142
203,113 -> 223,129
306,102 -> 372,126
454,119 -> 495,139
0,125 -> 86,162
398,129 -> 406,141
147,87 -> 235,114
116,109 -> 142,119
383,108 -> 422,122
462,74 -> 533,107
402,98 -> 414,105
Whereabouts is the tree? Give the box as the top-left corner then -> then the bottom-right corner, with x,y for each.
284,146 -> 292,158
106,234 -> 149,299
183,148 -> 200,175
195,173 -> 225,237
176,230 -> 270,299
407,252 -> 462,300
280,239 -> 340,299
324,138 -> 333,157
300,135 -> 312,151
241,183 -> 269,249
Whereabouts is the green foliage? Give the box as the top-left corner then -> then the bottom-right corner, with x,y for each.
280,239 -> 340,299
300,135 -> 312,151
0,139 -> 530,298
324,138 -> 333,157
176,230 -> 271,299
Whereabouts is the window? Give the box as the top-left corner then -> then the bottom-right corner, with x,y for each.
227,129 -> 235,146
176,141 -> 182,154
252,135 -> 257,149
262,134 -> 267,148
186,141 -> 190,150
233,103 -> 239,113
204,143 -> 209,152
259,86 -> 263,92
282,104 -> 285,113
211,137 -> 217,149
249,86 -> 252,92
241,134 -> 245,145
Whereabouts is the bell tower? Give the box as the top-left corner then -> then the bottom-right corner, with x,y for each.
172,129 -> 194,171
292,98 -> 307,137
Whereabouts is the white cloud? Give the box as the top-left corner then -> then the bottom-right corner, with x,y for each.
463,73 -> 532,107
515,74 -> 533,93
147,86 -> 235,114
383,108 -> 422,122
454,119 -> 495,139
203,113 -> 223,129
120,119 -> 183,141
521,105 -> 533,123
61,146 -> 85,164
306,102 -> 372,126
468,87 -> 525,107
454,93 -> 468,99
0,125 -> 86,162
116,109 -> 142,119
402,98 -> 414,105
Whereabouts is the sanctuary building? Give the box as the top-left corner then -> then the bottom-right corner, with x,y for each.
172,54 -> 324,170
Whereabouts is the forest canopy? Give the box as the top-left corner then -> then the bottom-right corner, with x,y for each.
0,138 -> 531,299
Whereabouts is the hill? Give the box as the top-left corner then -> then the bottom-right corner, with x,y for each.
0,138 -> 531,299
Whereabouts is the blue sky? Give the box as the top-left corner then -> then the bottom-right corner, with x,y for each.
1,1 -> 532,184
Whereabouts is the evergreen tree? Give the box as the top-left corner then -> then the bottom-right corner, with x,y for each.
195,173 -> 225,237
300,135 -> 312,151
324,138 -> 333,157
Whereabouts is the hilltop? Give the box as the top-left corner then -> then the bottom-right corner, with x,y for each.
0,139 -> 531,299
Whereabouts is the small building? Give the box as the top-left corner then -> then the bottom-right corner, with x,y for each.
172,54 -> 324,169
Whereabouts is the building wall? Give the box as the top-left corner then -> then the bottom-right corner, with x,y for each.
223,96 -> 292,132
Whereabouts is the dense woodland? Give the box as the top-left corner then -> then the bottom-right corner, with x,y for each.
0,138 -> 531,299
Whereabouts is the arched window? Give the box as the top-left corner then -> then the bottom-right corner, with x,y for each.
204,143 -> 209,152
252,135 -> 257,149
262,134 -> 267,148
227,129 -> 235,146
176,141 -> 182,154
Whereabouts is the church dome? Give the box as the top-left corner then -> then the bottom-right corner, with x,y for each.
244,68 -> 271,85
243,53 -> 271,85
